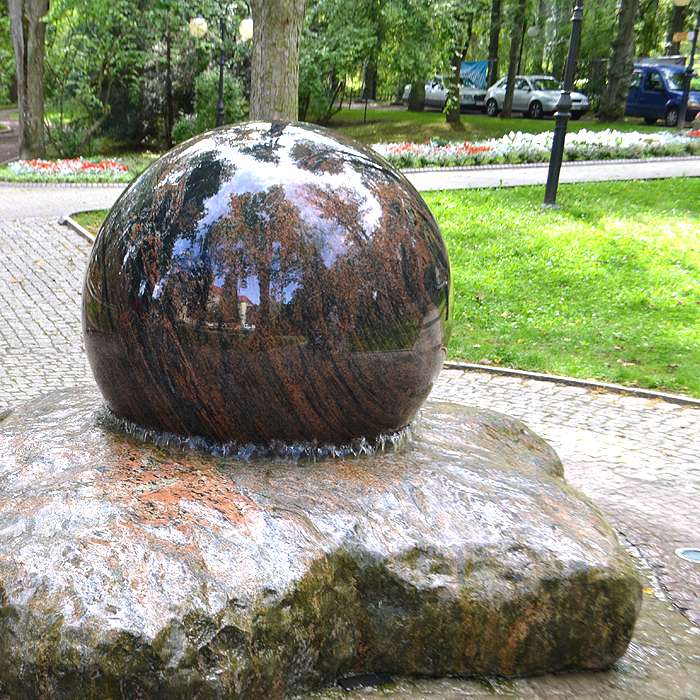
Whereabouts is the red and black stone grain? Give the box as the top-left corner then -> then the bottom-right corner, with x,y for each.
83,121 -> 452,444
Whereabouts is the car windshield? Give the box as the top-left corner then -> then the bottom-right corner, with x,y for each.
532,78 -> 561,91
663,70 -> 700,91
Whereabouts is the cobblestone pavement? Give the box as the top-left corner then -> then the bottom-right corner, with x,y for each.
1,216 -> 699,697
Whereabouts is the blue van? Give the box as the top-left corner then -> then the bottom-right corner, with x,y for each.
626,64 -> 700,127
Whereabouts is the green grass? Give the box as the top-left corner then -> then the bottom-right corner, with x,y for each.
426,179 -> 700,396
70,178 -> 700,397
328,107 -> 665,144
0,151 -> 159,183
72,209 -> 109,235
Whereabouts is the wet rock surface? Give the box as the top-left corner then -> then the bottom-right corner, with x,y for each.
0,388 -> 641,698
83,122 -> 451,445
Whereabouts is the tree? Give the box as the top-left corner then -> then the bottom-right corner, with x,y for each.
440,3 -> 480,124
380,0 -> 437,113
598,0 -> 639,120
250,0 -> 307,121
665,2 -> 687,56
501,0 -> 526,119
8,0 -> 48,157
530,0 -> 546,74
486,0 -> 502,86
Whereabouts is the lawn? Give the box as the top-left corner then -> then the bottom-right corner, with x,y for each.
328,107 -> 664,145
72,210 -> 109,235
71,178 -> 700,397
426,178 -> 700,396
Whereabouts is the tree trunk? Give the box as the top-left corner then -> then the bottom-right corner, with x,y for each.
598,0 -> 639,121
501,0 -> 526,119
531,0 -> 547,74
486,0 -> 502,86
407,78 -> 425,111
445,51 -> 461,124
8,0 -> 48,158
250,0 -> 307,121
164,29 -> 174,148
362,60 -> 378,100
666,4 -> 686,56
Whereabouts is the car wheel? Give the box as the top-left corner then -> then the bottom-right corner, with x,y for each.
486,99 -> 499,117
643,116 -> 657,125
570,111 -> 583,121
665,107 -> 679,128
528,101 -> 543,119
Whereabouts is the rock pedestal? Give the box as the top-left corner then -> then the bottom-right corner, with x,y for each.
0,388 -> 641,698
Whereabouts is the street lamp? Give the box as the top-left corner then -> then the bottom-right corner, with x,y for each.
543,0 -> 584,208
189,10 -> 253,128
674,0 -> 700,130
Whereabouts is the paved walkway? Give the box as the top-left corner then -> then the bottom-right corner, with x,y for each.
1,186 -> 699,697
408,156 -> 700,191
0,183 -> 124,220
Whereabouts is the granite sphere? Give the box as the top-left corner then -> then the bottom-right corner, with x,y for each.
83,122 -> 451,444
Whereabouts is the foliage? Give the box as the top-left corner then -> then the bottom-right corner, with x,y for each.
39,0 -> 249,154
298,0 -> 376,123
0,4 -> 13,104
426,178 -> 700,396
172,70 -> 247,143
43,0 -> 147,155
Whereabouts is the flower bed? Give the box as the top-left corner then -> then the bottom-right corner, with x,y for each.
6,157 -> 129,181
373,129 -> 700,169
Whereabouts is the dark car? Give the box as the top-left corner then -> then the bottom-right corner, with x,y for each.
626,64 -> 700,127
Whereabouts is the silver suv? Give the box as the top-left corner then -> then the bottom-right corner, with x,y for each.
484,75 -> 589,120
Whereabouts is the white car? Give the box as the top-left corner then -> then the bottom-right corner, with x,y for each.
403,75 -> 487,111
484,75 -> 589,119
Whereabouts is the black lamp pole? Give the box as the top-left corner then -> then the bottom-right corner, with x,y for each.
677,4 -> 700,130
543,0 -> 584,207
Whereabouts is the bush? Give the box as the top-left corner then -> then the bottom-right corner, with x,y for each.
173,70 -> 247,143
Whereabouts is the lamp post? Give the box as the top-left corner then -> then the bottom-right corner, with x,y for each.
189,10 -> 253,128
543,0 -> 584,207
675,0 -> 700,131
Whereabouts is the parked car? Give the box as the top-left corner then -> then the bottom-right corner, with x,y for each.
484,75 -> 589,119
626,64 -> 700,127
402,75 -> 487,111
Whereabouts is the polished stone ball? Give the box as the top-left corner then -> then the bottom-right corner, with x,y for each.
83,122 -> 451,444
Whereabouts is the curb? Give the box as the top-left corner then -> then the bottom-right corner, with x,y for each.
443,361 -> 700,408
58,213 -> 96,243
